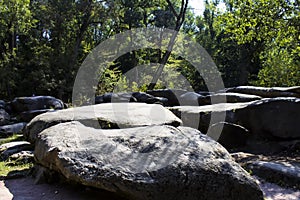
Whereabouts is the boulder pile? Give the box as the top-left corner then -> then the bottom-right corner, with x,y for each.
26,103 -> 263,200
1,85 -> 299,199
93,86 -> 300,154
0,96 -> 64,174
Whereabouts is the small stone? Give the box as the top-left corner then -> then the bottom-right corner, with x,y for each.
0,141 -> 32,160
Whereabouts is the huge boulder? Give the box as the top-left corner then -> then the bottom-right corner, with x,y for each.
25,103 -> 182,143
11,96 -> 64,113
222,86 -> 300,98
34,121 -> 263,200
169,98 -> 300,151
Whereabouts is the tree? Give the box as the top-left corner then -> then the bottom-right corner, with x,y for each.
7,0 -> 114,101
148,0 -> 189,90
220,0 -> 300,86
192,0 -> 263,87
0,0 -> 33,99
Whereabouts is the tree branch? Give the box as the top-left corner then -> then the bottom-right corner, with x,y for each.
166,0 -> 179,18
148,0 -> 189,90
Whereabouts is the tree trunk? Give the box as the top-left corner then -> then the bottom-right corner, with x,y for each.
148,0 -> 189,90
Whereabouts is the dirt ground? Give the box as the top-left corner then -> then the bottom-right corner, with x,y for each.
0,177 -> 125,200
1,176 -> 300,200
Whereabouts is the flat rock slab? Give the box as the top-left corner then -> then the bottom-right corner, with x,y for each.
25,103 -> 182,143
169,98 -> 300,141
168,102 -> 250,138
222,86 -> 300,98
248,161 -> 300,189
11,96 -> 64,113
197,93 -> 262,105
34,121 -> 263,200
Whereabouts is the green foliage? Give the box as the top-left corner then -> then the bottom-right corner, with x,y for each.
0,0 -> 34,99
194,0 -> 263,87
96,67 -> 122,95
253,45 -> 300,87
98,55 -> 194,95
0,134 -> 33,178
1,0 -> 298,101
0,134 -> 24,146
219,0 -> 300,87
0,161 -> 33,178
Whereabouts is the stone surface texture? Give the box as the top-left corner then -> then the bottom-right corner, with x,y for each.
34,121 -> 263,200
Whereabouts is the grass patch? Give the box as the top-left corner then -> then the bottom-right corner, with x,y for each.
0,134 -> 34,179
0,134 -> 24,145
0,161 -> 33,178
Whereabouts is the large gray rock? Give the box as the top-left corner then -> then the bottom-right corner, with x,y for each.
179,92 -> 261,106
169,97 -> 300,145
25,103 -> 182,143
11,96 -> 64,113
0,122 -> 27,138
231,152 -> 300,188
0,109 -> 10,126
169,102 -> 250,134
222,86 -> 300,98
198,93 -> 262,105
34,121 -> 263,200
248,161 -> 300,189
210,122 -> 250,150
